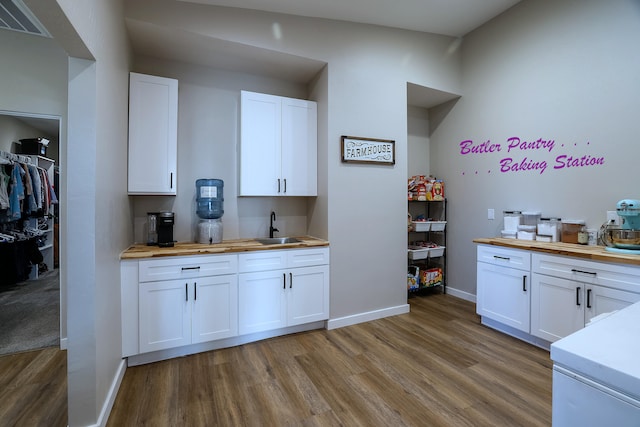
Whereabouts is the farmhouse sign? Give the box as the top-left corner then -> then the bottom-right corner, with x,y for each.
341,135 -> 395,165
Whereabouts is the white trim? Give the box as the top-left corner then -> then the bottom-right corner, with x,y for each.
327,304 -> 410,330
95,359 -> 126,427
445,286 -> 476,303
481,317 -> 551,351
59,337 -> 68,350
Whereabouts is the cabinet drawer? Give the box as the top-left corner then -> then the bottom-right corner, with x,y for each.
239,250 -> 288,273
477,245 -> 530,271
288,247 -> 329,269
139,254 -> 238,282
533,253 -> 640,294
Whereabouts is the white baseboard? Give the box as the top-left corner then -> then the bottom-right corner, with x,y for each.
59,337 -> 68,350
445,286 -> 476,303
327,304 -> 410,330
95,359 -> 127,427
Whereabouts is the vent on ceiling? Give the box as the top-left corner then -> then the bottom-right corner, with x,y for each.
0,0 -> 50,37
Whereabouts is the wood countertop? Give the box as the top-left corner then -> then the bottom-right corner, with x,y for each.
473,237 -> 640,266
121,236 -> 329,260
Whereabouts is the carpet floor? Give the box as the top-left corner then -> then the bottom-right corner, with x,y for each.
0,269 -> 60,355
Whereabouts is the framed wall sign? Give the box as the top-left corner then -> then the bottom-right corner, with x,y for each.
341,135 -> 395,165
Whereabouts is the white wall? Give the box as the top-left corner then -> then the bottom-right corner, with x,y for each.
408,106 -> 430,178
430,0 -> 640,297
54,0 -> 132,425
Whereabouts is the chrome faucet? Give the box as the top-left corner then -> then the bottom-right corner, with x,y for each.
269,211 -> 279,238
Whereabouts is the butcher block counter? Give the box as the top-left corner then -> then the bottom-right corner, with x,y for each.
121,235 -> 329,259
473,237 -> 640,266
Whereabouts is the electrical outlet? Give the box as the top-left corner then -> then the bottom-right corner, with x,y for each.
488,209 -> 495,220
607,210 -> 619,226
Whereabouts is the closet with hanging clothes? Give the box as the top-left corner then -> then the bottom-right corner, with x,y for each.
0,151 -> 58,284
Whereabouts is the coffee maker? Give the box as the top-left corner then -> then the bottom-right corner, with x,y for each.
157,212 -> 175,247
147,211 -> 175,247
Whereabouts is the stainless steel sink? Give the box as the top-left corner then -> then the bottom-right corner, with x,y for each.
255,237 -> 301,245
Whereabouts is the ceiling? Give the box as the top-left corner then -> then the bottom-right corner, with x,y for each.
177,0 -> 522,37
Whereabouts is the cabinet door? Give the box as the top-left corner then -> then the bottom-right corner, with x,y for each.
128,72 -> 178,195
238,270 -> 287,334
531,273 -> 584,342
139,279 -> 191,353
240,91 -> 281,196
585,285 -> 640,325
281,97 -> 317,196
287,265 -> 329,326
476,262 -> 530,332
191,274 -> 238,343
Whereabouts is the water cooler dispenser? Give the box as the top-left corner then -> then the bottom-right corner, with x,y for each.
196,179 -> 224,244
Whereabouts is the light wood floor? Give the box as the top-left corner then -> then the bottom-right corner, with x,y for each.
108,294 -> 552,426
0,347 -> 67,427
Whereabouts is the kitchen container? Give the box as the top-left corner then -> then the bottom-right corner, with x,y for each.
503,211 -> 522,232
501,230 -> 517,239
522,211 -> 541,226
537,217 -> 562,242
517,225 -> 536,240
196,179 -> 224,219
561,220 -> 586,244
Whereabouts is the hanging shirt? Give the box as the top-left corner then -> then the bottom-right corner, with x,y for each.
8,164 -> 24,219
0,166 -> 10,210
27,164 -> 41,212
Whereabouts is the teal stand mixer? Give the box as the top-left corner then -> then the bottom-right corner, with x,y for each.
603,199 -> 640,254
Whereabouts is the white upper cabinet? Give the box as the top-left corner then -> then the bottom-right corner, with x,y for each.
128,72 -> 178,195
240,90 -> 317,196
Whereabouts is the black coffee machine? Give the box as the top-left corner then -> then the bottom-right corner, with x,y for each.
157,211 -> 175,247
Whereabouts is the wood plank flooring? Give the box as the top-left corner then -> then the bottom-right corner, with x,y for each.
108,294 -> 552,426
0,347 -> 67,427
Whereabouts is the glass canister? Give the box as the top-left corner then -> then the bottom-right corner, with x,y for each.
537,217 -> 561,242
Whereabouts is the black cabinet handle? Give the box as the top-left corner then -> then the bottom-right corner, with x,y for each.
571,268 -> 597,276
194,282 -> 197,301
522,275 -> 527,292
181,266 -> 201,271
587,288 -> 592,308
278,179 -> 281,193
284,179 -> 287,193
185,283 -> 188,301
289,272 -> 293,288
170,172 -> 173,189
493,255 -> 510,261
283,273 -> 286,289
576,287 -> 581,306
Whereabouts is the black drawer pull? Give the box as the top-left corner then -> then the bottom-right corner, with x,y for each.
194,282 -> 197,301
522,275 -> 527,292
283,273 -> 286,289
576,286 -> 581,306
493,255 -> 510,261
571,268 -> 596,276
289,272 -> 293,288
181,266 -> 201,271
185,283 -> 188,301
587,288 -> 592,308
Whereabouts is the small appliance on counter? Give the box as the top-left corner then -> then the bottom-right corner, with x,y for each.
157,211 -> 175,247
602,199 -> 640,254
147,211 -> 175,247
195,179 -> 224,244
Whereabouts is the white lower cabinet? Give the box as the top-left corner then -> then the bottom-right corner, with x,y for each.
238,248 -> 330,335
530,253 -> 640,343
121,247 -> 330,361
139,274 -> 238,353
476,246 -> 531,332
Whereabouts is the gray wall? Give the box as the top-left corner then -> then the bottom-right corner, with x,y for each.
430,0 -> 640,298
